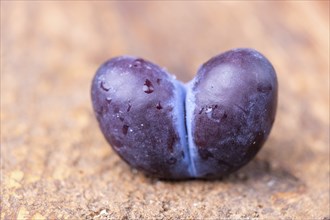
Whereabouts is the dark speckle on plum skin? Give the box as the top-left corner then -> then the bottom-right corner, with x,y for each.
257,83 -> 273,93
198,148 -> 214,160
245,131 -> 264,159
156,101 -> 163,110
168,157 -> 177,165
122,125 -> 129,135
127,103 -> 132,112
181,151 -> 185,158
91,49 -> 278,180
167,134 -> 178,153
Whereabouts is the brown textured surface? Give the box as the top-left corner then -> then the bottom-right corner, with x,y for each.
1,1 -> 329,219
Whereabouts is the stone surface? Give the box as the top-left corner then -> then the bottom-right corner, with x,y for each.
1,1 -> 329,219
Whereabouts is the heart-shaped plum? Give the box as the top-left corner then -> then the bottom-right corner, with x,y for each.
91,48 -> 277,179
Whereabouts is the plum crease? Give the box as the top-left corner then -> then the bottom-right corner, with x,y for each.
171,78 -> 196,177
185,81 -> 198,177
169,76 -> 200,178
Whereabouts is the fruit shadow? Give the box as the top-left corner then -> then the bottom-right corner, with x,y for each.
150,147 -> 300,186
147,160 -> 302,199
148,157 -> 273,184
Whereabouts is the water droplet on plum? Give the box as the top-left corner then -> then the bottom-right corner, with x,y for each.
106,97 -> 112,103
156,101 -> 162,110
100,81 -> 110,91
205,106 -> 213,113
132,59 -> 143,68
143,79 -> 154,94
168,157 -> 177,165
122,125 -> 129,135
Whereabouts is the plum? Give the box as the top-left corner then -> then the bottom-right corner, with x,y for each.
91,48 -> 278,179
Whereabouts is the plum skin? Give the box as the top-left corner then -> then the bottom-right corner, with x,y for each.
91,48 -> 278,179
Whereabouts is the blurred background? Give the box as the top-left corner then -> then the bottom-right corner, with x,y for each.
1,1 -> 329,219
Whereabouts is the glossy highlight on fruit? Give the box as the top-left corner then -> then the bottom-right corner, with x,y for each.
91,48 -> 278,179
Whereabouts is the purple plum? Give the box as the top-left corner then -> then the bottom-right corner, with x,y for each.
91,48 -> 278,179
